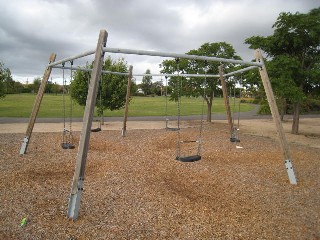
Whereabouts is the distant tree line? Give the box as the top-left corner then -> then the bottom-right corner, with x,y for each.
0,62 -> 63,97
138,69 -> 166,96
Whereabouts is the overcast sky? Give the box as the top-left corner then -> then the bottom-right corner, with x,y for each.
0,0 -> 319,84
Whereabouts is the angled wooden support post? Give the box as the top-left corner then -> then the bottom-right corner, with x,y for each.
19,53 -> 56,155
122,65 -> 133,137
67,30 -> 108,220
255,49 -> 297,185
219,65 -> 233,135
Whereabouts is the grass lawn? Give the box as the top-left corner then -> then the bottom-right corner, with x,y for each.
0,94 -> 254,118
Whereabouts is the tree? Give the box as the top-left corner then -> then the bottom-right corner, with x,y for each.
0,62 -> 13,98
267,56 -> 304,120
130,81 -> 138,96
45,80 -> 53,93
242,57 -> 304,120
51,82 -> 61,95
140,69 -> 153,95
22,83 -> 33,93
71,56 -> 130,114
13,81 -> 24,94
152,80 -> 164,96
32,78 -> 41,94
245,8 -> 320,134
161,42 -> 242,122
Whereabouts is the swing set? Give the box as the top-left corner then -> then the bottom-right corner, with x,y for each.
61,62 -> 75,149
230,82 -> 244,149
174,59 -> 207,162
19,29 -> 298,221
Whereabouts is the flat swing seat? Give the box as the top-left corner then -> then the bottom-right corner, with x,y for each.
91,127 -> 101,132
230,137 -> 240,143
165,118 -> 180,131
61,142 -> 75,149
166,127 -> 180,131
176,155 -> 201,162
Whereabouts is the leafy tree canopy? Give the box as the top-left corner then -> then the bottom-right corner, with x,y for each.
245,8 -> 320,96
33,78 -> 41,93
0,61 -> 13,98
245,7 -> 320,133
161,42 -> 242,122
140,69 -> 153,95
71,56 -> 131,113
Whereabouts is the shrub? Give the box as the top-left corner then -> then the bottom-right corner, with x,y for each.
258,103 -> 271,115
240,98 -> 260,104
301,98 -> 320,113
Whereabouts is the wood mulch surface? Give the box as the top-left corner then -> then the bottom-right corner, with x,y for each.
0,121 -> 319,239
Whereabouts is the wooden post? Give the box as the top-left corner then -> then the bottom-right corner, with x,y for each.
219,65 -> 233,135
19,53 -> 56,155
122,65 -> 133,137
67,30 -> 108,220
255,49 -> 297,185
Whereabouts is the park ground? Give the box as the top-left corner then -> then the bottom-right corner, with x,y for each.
0,116 -> 319,148
0,117 -> 319,239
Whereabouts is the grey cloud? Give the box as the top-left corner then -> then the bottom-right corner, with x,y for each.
0,0 -> 318,82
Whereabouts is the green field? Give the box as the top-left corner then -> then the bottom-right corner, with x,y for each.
0,94 -> 254,118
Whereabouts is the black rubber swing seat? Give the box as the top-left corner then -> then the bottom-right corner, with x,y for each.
166,127 -> 180,131
61,143 -> 75,149
176,155 -> 201,162
91,127 -> 101,132
230,137 -> 240,143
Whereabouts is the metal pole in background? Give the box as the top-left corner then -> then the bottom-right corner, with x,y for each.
52,65 -> 220,78
223,66 -> 258,77
122,65 -> 133,137
103,47 -> 263,67
219,65 -> 233,136
48,50 -> 95,67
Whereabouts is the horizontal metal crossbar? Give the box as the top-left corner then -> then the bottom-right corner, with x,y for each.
53,65 -> 257,78
223,66 -> 258,77
134,73 -> 220,78
52,65 -> 128,76
48,47 -> 263,68
103,47 -> 263,67
52,65 -> 220,78
48,50 -> 95,67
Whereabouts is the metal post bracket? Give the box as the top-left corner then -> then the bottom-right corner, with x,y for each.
285,160 -> 297,185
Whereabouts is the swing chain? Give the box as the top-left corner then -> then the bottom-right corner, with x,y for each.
197,66 -> 207,156
62,62 -> 67,144
175,58 -> 182,158
61,61 -> 75,149
69,61 -> 73,137
165,76 -> 169,125
230,75 -> 242,143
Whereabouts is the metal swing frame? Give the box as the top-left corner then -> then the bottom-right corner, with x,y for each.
19,29 -> 298,221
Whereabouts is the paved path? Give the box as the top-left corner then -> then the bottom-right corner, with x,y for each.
0,105 -> 319,123
0,105 -> 263,123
